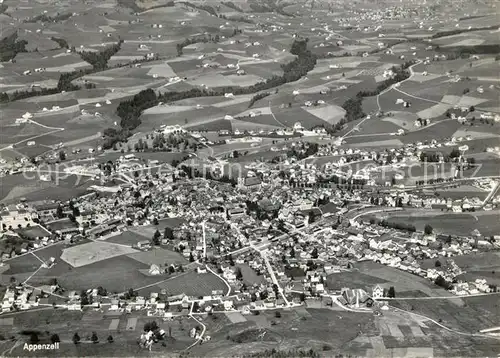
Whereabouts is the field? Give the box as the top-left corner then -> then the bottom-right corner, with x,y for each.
328,261 -> 453,298
144,269 -> 229,297
0,308 -> 198,356
192,308 -> 377,357
14,225 -> 51,239
57,255 -> 160,293
60,241 -> 138,268
368,210 -> 500,236
127,248 -> 187,266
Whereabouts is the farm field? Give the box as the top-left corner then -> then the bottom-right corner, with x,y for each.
145,270 -> 229,297
57,255 -> 160,293
366,211 -> 500,236
127,247 -> 188,266
1,308 -> 198,356
61,241 -> 138,267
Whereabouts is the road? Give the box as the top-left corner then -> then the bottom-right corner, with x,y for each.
340,61 -> 422,141
268,100 -> 287,127
380,291 -> 500,300
260,250 -> 290,306
480,180 -> 500,208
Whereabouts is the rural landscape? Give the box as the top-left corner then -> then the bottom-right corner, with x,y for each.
0,0 -> 499,356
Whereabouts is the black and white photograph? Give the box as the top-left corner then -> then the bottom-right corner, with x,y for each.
0,0 -> 499,356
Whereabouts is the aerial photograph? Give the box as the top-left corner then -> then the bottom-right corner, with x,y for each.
0,0 -> 499,356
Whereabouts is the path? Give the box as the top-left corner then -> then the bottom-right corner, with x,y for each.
268,100 -> 287,128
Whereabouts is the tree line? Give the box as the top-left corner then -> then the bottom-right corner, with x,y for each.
176,34 -> 221,56
328,61 -> 413,133
222,1 -> 244,12
0,41 -> 158,103
79,40 -> 123,71
24,12 -> 73,23
0,33 -> 28,62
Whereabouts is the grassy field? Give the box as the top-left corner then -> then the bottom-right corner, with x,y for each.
127,248 -> 187,266
391,295 -> 499,334
192,308 -> 377,357
147,270 -> 228,297
379,212 -> 500,236
57,255 -> 160,293
61,242 -> 138,268
1,307 -> 198,356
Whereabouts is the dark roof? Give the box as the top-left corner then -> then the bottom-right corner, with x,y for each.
244,177 -> 262,187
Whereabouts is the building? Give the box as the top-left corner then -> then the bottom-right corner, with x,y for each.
238,177 -> 262,190
372,285 -> 384,299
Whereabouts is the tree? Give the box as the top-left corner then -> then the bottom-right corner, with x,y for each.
192,301 -> 200,312
164,227 -> 174,240
308,211 -> 315,224
189,252 -> 195,262
232,150 -> 239,158
30,332 -> 39,344
97,286 -> 107,296
236,267 -> 243,280
73,332 -> 81,344
435,275 -> 451,290
144,321 -> 158,332
56,205 -> 64,219
311,247 -> 318,259
435,260 -> 442,268
128,288 -> 136,298
91,331 -> 98,343
424,224 -> 433,235
152,229 -> 161,245
107,335 -> 114,343
275,311 -> 281,318
58,151 -> 66,161
387,286 -> 396,298
50,334 -> 60,343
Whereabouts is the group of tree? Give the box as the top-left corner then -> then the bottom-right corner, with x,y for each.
221,1 -> 244,12
328,61 -> 413,133
287,142 -> 319,160
176,34 -> 221,56
419,148 -> 460,163
244,348 -> 319,358
432,24 -> 500,39
370,218 -> 416,232
415,177 -> 454,186
80,40 -> 123,71
24,12 -> 72,23
51,37 -> 69,49
0,33 -> 28,62
248,92 -> 271,108
179,1 -> 218,16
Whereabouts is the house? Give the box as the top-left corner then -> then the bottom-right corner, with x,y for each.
149,264 -> 161,275
372,285 -> 384,299
136,240 -> 151,250
34,203 -> 60,216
